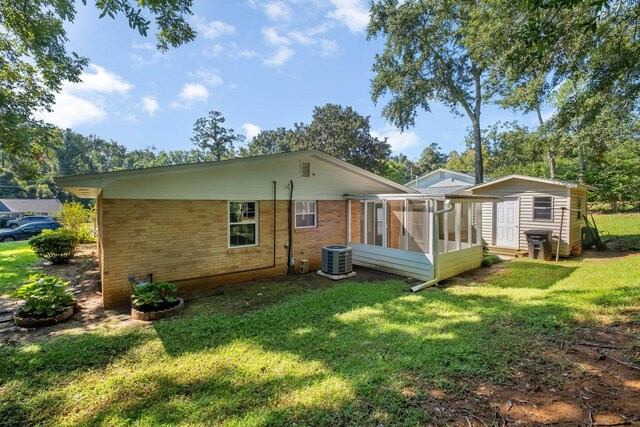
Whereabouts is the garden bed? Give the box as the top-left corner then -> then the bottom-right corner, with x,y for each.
131,298 -> 184,321
13,305 -> 75,328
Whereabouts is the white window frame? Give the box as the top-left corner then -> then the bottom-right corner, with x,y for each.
532,196 -> 554,221
577,197 -> 583,219
295,200 -> 317,229
228,201 -> 259,248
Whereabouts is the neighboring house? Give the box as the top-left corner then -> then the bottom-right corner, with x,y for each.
405,168 -> 476,196
0,198 -> 62,219
56,151 -> 497,308
470,175 -> 593,257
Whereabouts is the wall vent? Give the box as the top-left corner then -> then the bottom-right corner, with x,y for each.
300,161 -> 311,177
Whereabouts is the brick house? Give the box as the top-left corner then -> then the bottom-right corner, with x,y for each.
56,150 -> 496,308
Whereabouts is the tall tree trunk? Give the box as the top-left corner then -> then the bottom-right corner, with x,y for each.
472,119 -> 483,184
535,105 -> 556,179
572,80 -> 585,184
577,138 -> 585,184
472,68 -> 483,184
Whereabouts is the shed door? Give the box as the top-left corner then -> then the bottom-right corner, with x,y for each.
495,198 -> 519,248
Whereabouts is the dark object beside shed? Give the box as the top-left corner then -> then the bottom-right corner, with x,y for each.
525,229 -> 553,261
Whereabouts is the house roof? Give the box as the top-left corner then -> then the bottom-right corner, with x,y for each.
55,150 -> 417,198
415,185 -> 472,196
405,168 -> 475,188
470,174 -> 596,191
0,198 -> 62,213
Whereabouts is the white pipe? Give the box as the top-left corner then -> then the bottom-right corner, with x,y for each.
411,201 -> 455,292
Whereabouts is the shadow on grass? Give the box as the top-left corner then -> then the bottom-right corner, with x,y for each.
0,329 -> 152,426
2,257 -> 636,426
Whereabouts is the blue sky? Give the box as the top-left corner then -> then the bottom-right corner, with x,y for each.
37,0 -> 540,160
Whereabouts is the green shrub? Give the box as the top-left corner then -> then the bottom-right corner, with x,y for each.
29,228 -> 79,264
75,226 -> 96,244
59,201 -> 96,243
482,253 -> 503,267
13,274 -> 76,318
132,281 -> 178,310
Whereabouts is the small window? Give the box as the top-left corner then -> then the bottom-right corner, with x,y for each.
229,201 -> 258,247
300,161 -> 311,177
533,197 -> 553,221
577,197 -> 583,220
295,201 -> 317,228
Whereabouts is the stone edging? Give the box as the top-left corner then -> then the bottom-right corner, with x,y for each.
131,298 -> 184,321
14,306 -> 75,328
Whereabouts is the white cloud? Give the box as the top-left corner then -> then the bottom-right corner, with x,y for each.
141,96 -> 160,117
123,113 -> 140,123
262,27 -> 290,46
179,83 -> 209,103
72,64 -> 132,94
289,30 -> 315,45
230,44 -> 258,59
192,16 -> 236,39
242,123 -> 261,140
372,126 -> 421,153
264,1 -> 292,21
171,83 -> 209,108
327,0 -> 369,33
318,39 -> 341,56
35,92 -> 107,128
263,46 -> 295,66
130,40 -> 167,67
34,63 -> 132,128
131,40 -> 155,50
191,69 -> 224,86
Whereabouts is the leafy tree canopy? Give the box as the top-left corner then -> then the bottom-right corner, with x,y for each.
369,0 -> 491,183
0,0 -> 196,177
241,103 -> 391,175
191,111 -> 244,161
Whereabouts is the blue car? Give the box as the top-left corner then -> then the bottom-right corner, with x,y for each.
0,221 -> 61,242
7,215 -> 55,229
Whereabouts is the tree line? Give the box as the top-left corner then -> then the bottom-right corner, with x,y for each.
1,100 -> 639,210
1,0 -> 639,210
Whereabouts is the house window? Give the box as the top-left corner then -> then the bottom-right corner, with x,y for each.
229,201 -> 258,247
533,197 -> 553,221
295,201 -> 317,228
577,197 -> 583,219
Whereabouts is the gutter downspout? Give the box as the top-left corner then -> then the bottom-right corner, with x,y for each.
285,180 -> 294,275
411,201 -> 455,292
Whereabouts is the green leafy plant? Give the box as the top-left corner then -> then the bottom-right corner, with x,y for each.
13,274 -> 75,318
59,202 -> 96,243
482,253 -> 503,267
29,228 -> 79,264
131,281 -> 178,310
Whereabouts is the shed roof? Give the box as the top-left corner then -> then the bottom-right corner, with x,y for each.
470,174 -> 595,192
405,168 -> 475,188
0,199 -> 62,213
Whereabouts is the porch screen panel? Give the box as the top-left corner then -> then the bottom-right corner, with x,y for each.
407,200 -> 429,253
471,204 -> 480,245
446,207 -> 456,245
386,200 -> 404,250
460,203 -> 471,248
366,201 -> 384,247
350,201 -> 364,244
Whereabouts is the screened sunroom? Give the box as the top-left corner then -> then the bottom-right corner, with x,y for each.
344,194 -> 499,290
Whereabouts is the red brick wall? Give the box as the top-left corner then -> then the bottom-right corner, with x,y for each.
98,198 -> 346,308
291,200 -> 347,271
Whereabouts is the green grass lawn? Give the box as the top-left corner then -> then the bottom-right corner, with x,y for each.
1,215 -> 639,426
592,212 -> 640,247
0,241 -> 39,297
